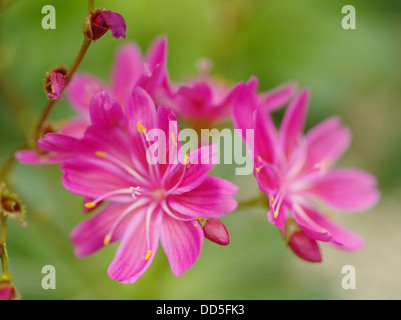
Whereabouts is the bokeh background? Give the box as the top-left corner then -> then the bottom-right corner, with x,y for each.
0,0 -> 400,300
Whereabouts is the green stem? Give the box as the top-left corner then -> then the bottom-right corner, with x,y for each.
88,0 -> 95,13
0,214 -> 11,282
33,38 -> 92,145
237,192 -> 269,210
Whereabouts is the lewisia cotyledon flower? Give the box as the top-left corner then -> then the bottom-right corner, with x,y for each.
15,37 -> 169,165
234,88 -> 380,262
59,88 -> 238,282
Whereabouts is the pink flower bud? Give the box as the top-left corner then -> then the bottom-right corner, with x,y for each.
85,9 -> 126,41
43,66 -> 67,100
288,230 -> 322,263
203,218 -> 230,246
0,281 -> 19,300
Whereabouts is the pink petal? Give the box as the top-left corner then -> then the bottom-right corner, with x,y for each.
61,157 -> 137,200
160,215 -> 203,277
231,76 -> 259,144
304,117 -> 351,170
280,89 -> 310,158
89,91 -> 126,129
146,36 -> 167,73
300,206 -> 365,251
99,11 -> 127,40
108,208 -> 162,283
260,81 -> 297,112
59,117 -> 90,138
168,176 -> 238,219
38,133 -> 77,154
267,205 -> 290,235
111,43 -> 144,108
71,203 -> 133,257
254,106 -> 279,164
15,149 -> 66,165
292,205 -> 333,243
65,74 -> 106,113
254,161 -> 280,194
126,87 -> 157,131
165,145 -> 217,195
310,168 -> 380,211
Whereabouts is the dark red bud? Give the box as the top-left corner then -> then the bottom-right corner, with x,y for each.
85,9 -> 126,41
203,218 -> 230,246
288,230 -> 322,263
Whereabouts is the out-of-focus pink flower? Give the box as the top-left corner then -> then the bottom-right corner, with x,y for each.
60,89 -> 238,282
0,281 -> 18,300
160,59 -> 244,130
16,38 -> 169,165
233,88 -> 380,261
85,9 -> 126,41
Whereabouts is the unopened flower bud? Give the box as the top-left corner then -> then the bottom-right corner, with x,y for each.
84,9 -> 126,41
43,66 -> 68,100
284,218 -> 322,263
0,281 -> 19,300
0,183 -> 26,225
202,218 -> 230,246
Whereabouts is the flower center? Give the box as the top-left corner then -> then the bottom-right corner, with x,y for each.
152,188 -> 165,202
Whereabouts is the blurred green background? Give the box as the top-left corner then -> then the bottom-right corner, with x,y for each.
0,0 -> 400,300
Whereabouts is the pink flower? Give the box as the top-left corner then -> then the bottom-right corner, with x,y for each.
61,89 -> 238,282
234,88 -> 380,261
15,37 -> 169,165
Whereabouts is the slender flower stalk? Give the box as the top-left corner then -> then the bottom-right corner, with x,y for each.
0,215 -> 10,282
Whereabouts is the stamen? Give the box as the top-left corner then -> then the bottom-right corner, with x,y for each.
130,186 -> 141,199
104,234 -> 111,246
161,202 -> 196,222
314,157 -> 333,170
96,151 -> 108,158
171,132 -> 178,147
84,187 -> 140,208
85,202 -> 97,209
183,154 -> 189,165
145,250 -> 152,260
104,199 -> 149,245
137,122 -> 148,133
95,151 -> 147,184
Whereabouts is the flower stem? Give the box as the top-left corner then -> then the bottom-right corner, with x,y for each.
237,192 -> 269,210
0,214 -> 11,282
88,0 -> 95,13
33,38 -> 92,146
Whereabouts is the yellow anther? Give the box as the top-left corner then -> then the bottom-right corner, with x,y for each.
96,151 -> 107,158
145,250 -> 152,260
137,122 -> 148,133
104,235 -> 111,246
256,167 -> 260,173
183,154 -> 190,165
321,229 -> 328,233
194,224 -> 198,227
271,196 -> 275,203
258,156 -> 262,163
273,210 -> 279,219
171,132 -> 178,147
85,202 -> 96,209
